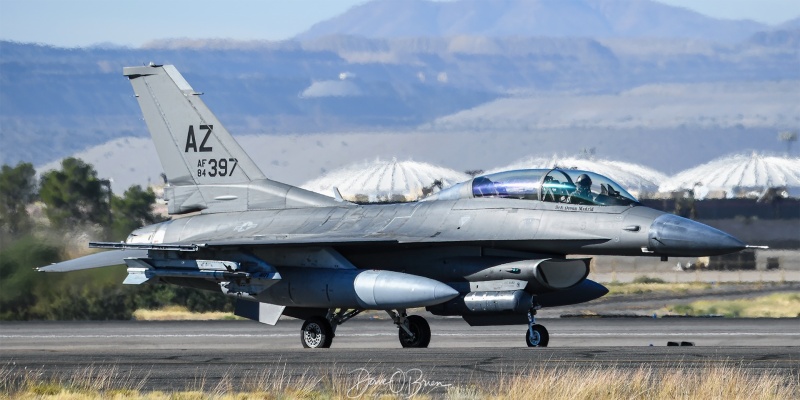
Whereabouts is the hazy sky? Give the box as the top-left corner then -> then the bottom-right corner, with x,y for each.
0,0 -> 798,47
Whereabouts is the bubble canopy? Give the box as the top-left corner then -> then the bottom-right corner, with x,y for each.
433,169 -> 639,206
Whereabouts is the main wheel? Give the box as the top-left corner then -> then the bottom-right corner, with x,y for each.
525,324 -> 549,347
301,317 -> 333,348
398,315 -> 431,348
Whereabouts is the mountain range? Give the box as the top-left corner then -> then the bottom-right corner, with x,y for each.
297,0 -> 770,42
1,0 -> 798,186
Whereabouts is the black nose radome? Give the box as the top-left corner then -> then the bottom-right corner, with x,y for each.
648,214 -> 746,257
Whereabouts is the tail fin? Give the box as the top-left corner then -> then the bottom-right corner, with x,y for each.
124,64 -> 264,186
124,64 -> 341,214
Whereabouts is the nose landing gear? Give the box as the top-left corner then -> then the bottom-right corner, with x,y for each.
525,302 -> 549,347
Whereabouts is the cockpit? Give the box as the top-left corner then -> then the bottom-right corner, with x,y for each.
428,169 -> 640,206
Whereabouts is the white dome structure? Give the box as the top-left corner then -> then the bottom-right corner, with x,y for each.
659,153 -> 800,199
302,158 -> 470,202
488,155 -> 667,197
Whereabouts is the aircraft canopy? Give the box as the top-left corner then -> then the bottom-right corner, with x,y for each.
431,168 -> 639,206
467,169 -> 640,206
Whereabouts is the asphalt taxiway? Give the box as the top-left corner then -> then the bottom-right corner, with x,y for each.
2,317 -> 798,392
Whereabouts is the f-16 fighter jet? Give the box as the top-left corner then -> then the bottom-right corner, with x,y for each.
40,64 -> 751,348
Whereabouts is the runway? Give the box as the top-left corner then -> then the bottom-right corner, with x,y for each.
2,317 -> 799,392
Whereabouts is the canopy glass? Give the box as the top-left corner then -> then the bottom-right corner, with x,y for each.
471,169 -> 639,206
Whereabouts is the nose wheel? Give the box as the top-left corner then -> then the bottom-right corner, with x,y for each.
526,324 -> 549,347
525,305 -> 549,347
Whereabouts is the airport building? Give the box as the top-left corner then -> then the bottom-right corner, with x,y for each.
658,152 -> 800,199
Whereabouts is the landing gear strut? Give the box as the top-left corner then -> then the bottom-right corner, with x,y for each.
525,301 -> 549,347
300,308 -> 362,348
388,309 -> 431,348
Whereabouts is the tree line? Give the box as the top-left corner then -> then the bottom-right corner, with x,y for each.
0,158 -> 233,320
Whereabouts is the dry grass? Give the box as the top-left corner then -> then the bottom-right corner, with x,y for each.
606,281 -> 712,296
132,306 -> 241,321
485,364 -> 797,400
0,364 -> 148,399
666,292 -> 800,318
2,363 -> 796,400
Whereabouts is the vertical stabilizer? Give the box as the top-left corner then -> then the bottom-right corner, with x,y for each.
124,64 -> 265,186
123,64 -> 343,214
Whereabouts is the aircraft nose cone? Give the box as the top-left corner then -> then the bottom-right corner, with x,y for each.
648,214 -> 746,257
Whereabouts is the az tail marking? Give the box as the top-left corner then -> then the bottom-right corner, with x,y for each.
185,125 -> 214,153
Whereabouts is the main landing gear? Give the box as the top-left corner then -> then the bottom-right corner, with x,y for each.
388,309 -> 431,348
300,306 -> 547,348
301,317 -> 333,349
299,308 -> 432,348
300,308 -> 362,348
525,303 -> 549,347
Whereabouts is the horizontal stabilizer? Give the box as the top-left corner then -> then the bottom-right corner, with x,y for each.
38,250 -> 148,272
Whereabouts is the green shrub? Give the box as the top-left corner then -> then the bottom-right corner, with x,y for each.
632,275 -> 666,284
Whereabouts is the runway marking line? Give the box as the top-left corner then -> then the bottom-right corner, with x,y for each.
2,332 -> 799,339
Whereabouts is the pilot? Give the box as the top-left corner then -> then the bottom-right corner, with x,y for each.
571,174 -> 596,204
575,174 -> 591,194
542,175 -> 556,201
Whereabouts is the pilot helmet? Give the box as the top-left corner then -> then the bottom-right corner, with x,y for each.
575,174 -> 592,188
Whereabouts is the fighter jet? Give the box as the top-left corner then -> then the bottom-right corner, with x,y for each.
39,64 -> 751,348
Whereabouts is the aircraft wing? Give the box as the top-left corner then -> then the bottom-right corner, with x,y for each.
86,230 -> 608,252
38,249 -> 149,272
204,235 -> 400,247
87,235 -> 399,251
85,219 -> 614,250
40,228 -> 610,272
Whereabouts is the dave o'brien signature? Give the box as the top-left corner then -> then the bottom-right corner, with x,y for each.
347,368 -> 452,398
